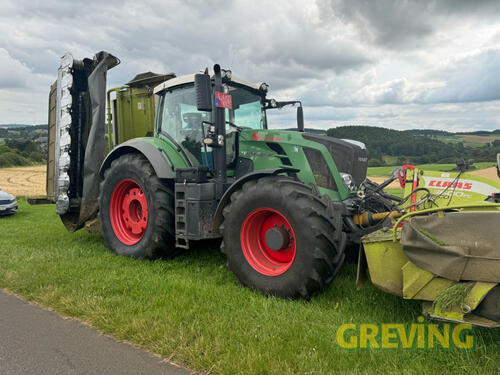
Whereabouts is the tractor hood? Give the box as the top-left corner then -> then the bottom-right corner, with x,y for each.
302,133 -> 369,187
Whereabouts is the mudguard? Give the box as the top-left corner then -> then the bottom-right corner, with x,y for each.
212,168 -> 299,232
99,138 -> 174,179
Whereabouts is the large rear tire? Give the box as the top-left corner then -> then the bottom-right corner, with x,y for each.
99,153 -> 175,259
220,176 -> 346,299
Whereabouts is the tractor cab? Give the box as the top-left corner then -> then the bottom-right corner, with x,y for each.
153,72 -> 269,171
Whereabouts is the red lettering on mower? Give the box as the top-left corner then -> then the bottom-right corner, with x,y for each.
428,180 -> 473,190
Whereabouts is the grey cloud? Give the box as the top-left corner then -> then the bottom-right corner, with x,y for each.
0,48 -> 31,88
0,0 -> 498,130
0,0 -> 373,91
419,49 -> 500,104
367,112 -> 398,119
318,0 -> 500,49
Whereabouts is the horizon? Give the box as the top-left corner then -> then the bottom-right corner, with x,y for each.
1,122 -> 499,135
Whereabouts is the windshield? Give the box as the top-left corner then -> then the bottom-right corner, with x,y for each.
225,85 -> 266,129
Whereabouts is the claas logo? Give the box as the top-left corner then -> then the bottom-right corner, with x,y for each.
428,180 -> 473,190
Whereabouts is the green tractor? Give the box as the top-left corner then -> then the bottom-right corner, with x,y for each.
48,51 -> 500,326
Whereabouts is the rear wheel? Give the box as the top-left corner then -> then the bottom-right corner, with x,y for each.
99,154 -> 175,259
220,176 -> 346,299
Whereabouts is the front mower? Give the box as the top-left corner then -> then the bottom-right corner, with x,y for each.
359,165 -> 500,327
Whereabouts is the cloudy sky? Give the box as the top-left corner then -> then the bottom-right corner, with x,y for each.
1,0 -> 500,131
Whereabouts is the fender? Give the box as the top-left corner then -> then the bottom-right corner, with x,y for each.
99,138 -> 174,179
212,168 -> 299,233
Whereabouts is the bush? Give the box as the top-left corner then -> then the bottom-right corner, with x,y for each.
368,158 -> 385,167
0,151 -> 32,168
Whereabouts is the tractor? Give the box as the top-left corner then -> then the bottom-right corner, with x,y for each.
48,51 -> 500,326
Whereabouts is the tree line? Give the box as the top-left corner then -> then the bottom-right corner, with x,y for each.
326,126 -> 500,166
0,139 -> 46,168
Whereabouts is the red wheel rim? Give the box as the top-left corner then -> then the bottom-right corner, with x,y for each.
240,208 -> 296,276
110,179 -> 149,245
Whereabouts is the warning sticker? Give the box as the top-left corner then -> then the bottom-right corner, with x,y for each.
215,92 -> 232,109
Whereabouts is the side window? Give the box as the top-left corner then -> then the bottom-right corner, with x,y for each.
160,86 -> 209,165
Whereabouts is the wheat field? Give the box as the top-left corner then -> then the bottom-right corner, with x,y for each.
0,165 -> 47,197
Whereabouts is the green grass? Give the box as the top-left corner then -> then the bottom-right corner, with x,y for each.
381,155 -> 398,165
1,201 -> 499,374
385,188 -> 404,198
368,162 -> 496,177
432,135 -> 462,144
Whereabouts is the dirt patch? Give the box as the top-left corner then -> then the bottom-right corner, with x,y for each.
469,167 -> 499,181
0,165 -> 46,197
366,176 -> 401,189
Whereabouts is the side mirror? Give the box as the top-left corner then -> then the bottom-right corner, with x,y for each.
297,105 -> 304,132
194,73 -> 212,112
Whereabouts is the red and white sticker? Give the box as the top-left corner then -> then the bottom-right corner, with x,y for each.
215,92 -> 232,109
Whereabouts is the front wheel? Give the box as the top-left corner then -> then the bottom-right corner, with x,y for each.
99,154 -> 175,259
220,176 -> 346,299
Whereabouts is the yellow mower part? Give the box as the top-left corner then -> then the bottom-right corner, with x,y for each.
352,211 -> 402,226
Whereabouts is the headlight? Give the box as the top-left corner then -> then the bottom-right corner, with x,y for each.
340,173 -> 356,191
259,83 -> 269,92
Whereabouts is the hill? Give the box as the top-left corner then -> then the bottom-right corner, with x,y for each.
0,123 -> 43,129
405,129 -> 500,136
326,126 -> 500,166
0,125 -> 48,167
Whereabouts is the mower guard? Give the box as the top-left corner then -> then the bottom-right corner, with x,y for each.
401,210 -> 500,283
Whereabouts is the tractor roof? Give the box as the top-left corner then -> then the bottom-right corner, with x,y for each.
153,72 -> 265,94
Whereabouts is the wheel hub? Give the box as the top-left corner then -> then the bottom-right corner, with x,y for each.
121,187 -> 148,235
109,179 -> 149,245
264,225 -> 290,251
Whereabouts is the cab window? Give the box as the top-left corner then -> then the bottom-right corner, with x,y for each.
160,85 -> 209,165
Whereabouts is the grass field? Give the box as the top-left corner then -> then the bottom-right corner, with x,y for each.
367,162 -> 496,177
1,201 -> 499,374
430,134 -> 500,148
458,134 -> 500,147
